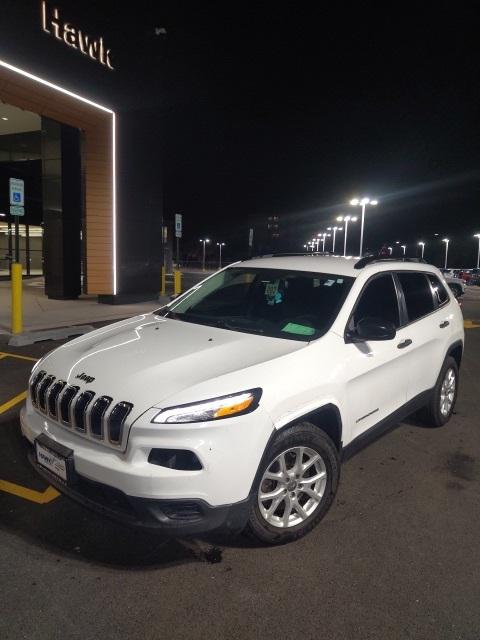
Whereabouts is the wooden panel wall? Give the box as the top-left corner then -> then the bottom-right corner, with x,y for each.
0,65 -> 113,294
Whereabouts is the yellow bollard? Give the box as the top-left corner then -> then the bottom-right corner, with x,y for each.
174,269 -> 182,296
160,265 -> 166,296
11,262 -> 23,335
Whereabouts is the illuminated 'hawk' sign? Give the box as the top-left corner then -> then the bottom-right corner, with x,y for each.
41,1 -> 114,70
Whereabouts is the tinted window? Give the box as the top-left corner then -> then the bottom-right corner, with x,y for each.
352,274 -> 400,328
427,274 -> 449,306
398,272 -> 435,322
162,267 -> 354,341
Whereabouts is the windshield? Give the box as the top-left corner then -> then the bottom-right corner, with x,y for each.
159,267 -> 354,341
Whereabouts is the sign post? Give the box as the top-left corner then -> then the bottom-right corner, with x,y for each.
9,178 -> 25,335
175,213 -> 182,268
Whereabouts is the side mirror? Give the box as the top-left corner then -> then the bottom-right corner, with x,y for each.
347,316 -> 396,342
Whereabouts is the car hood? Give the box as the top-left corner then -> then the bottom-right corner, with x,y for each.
38,313 -> 306,409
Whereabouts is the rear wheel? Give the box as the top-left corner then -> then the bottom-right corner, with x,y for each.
420,356 -> 459,427
246,423 -> 340,545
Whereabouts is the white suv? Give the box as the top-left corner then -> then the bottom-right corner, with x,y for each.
20,256 -> 464,544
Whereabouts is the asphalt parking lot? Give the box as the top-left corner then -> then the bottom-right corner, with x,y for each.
1,290 -> 480,640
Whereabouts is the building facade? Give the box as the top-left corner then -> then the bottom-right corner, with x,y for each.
0,0 -> 165,302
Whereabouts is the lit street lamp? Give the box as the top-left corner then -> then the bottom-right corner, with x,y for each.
337,215 -> 357,256
199,238 -> 210,271
350,197 -> 378,257
442,238 -> 449,269
319,232 -> 331,252
388,246 -> 393,255
327,226 -> 343,253
216,242 -> 225,269
401,244 -> 406,256
418,241 -> 425,260
474,234 -> 480,269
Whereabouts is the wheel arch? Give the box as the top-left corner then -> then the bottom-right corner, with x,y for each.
276,403 -> 343,451
447,340 -> 463,369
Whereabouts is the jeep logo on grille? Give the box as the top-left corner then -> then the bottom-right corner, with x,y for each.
75,372 -> 95,384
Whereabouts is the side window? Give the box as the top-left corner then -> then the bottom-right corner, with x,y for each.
397,272 -> 435,322
427,274 -> 449,306
352,274 -> 400,328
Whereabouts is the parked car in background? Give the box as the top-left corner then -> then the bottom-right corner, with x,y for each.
469,269 -> 480,286
444,275 -> 466,298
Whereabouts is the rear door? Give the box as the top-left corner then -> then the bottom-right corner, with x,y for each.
395,271 -> 453,402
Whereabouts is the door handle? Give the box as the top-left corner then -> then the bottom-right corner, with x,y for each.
439,320 -> 450,328
397,339 -> 412,349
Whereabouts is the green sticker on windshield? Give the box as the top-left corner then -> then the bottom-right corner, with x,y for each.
281,322 -> 315,336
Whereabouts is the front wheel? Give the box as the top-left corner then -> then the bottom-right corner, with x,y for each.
245,423 -> 340,545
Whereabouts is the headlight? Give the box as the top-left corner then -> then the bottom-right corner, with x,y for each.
151,388 -> 262,424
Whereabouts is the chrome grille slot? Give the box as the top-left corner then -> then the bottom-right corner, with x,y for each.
29,370 -> 46,407
38,375 -> 56,412
90,396 -> 112,438
32,375 -> 133,450
47,380 -> 66,418
73,391 -> 95,431
108,402 -> 133,444
60,385 -> 80,424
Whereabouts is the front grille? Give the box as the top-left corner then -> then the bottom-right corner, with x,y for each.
73,391 -> 95,431
60,386 -> 79,423
29,370 -> 46,407
30,373 -> 134,449
37,375 -> 55,411
47,381 -> 66,418
108,402 -> 133,443
90,396 -> 112,437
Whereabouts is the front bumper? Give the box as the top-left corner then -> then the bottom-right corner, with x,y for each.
26,442 -> 251,534
21,401 -> 273,534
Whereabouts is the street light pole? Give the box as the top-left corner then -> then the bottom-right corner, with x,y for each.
474,234 -> 480,269
442,238 -> 449,269
337,215 -> 357,256
350,197 -> 378,257
199,238 -> 210,271
216,242 -> 225,269
327,226 -> 342,253
401,244 -> 406,256
418,241 -> 425,260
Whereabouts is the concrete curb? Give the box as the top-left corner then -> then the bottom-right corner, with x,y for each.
8,325 -> 95,347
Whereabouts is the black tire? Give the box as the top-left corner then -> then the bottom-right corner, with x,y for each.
245,423 -> 340,545
420,356 -> 459,427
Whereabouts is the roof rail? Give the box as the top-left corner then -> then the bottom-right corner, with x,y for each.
245,252 -> 332,259
354,256 -> 427,269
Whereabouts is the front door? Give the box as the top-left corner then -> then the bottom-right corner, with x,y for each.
343,273 -> 409,443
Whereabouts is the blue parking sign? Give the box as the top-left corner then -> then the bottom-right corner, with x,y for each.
9,178 -> 25,207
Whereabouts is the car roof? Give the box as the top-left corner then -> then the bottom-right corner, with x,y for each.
235,255 -> 441,278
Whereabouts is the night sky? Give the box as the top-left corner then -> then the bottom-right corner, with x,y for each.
152,2 -> 479,265
5,1 -> 479,266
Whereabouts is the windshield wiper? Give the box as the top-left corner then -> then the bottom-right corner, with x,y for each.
214,318 -> 265,335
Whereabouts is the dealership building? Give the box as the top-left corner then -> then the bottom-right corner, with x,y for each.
0,1 -> 164,302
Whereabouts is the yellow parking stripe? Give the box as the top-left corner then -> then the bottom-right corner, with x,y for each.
0,390 -> 27,415
0,479 -> 59,504
0,351 -> 38,362
464,320 -> 480,329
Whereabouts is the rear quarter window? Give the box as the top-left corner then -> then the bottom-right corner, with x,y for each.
397,272 -> 435,322
427,274 -> 449,306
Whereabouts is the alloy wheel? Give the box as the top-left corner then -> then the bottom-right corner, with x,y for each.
440,367 -> 456,417
258,446 -> 327,528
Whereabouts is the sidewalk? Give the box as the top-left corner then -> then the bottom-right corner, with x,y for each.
0,277 -> 166,334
